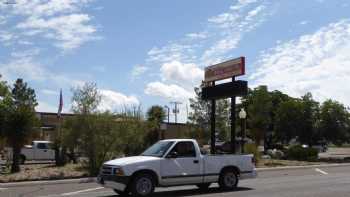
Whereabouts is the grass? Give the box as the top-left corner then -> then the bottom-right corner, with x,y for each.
0,163 -> 89,183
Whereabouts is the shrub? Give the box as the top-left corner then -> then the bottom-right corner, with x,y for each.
285,145 -> 318,161
244,143 -> 261,163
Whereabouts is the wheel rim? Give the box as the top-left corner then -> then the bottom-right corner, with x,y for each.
136,177 -> 152,195
224,172 -> 237,187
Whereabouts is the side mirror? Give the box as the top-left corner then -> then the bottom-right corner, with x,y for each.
166,151 -> 178,159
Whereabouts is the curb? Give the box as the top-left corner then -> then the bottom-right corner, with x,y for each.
0,177 -> 96,188
256,163 -> 350,171
2,163 -> 350,187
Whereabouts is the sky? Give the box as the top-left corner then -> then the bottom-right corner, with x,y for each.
1,0 -> 350,123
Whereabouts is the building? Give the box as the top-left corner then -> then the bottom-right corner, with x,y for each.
35,112 -> 74,140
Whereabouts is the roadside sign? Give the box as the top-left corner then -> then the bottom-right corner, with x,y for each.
204,57 -> 245,82
201,80 -> 248,100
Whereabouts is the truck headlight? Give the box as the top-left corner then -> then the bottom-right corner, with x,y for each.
113,168 -> 124,176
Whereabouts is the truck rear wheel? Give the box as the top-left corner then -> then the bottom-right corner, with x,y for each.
130,173 -> 155,197
219,169 -> 238,190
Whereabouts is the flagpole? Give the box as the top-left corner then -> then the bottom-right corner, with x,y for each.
56,89 -> 63,165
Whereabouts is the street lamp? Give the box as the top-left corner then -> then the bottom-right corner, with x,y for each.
239,108 -> 247,154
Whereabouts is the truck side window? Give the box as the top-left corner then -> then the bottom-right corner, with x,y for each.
171,142 -> 196,158
37,143 -> 48,149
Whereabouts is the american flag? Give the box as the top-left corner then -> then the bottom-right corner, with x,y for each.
57,89 -> 63,117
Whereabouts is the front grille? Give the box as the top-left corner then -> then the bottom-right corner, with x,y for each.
101,165 -> 113,175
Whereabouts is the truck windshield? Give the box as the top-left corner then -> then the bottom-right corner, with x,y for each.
141,141 -> 174,157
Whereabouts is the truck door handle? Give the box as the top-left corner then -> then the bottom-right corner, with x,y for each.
193,160 -> 199,164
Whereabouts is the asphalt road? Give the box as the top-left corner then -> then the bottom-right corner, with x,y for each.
1,165 -> 350,197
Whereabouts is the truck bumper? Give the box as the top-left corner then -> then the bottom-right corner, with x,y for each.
240,168 -> 257,179
97,175 -> 130,191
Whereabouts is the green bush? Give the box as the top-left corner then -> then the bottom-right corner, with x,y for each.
285,145 -> 318,161
244,143 -> 261,163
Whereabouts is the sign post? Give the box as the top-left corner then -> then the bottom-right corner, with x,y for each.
202,57 -> 247,154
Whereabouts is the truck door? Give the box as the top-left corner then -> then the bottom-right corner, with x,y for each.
160,141 -> 202,185
36,143 -> 51,160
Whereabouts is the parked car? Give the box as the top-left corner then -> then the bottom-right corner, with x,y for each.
97,139 -> 257,196
301,143 -> 328,153
4,141 -> 55,164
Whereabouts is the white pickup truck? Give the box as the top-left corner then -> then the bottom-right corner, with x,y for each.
97,139 -> 257,196
3,141 -> 55,164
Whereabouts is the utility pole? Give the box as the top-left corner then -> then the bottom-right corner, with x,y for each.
170,101 -> 182,123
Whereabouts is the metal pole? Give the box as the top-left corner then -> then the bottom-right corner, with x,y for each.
174,103 -> 178,123
241,118 -> 245,154
210,82 -> 216,154
167,108 -> 170,123
231,77 -> 236,154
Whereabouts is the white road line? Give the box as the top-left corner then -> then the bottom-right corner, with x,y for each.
315,168 -> 328,175
0,188 -> 8,190
61,187 -> 104,196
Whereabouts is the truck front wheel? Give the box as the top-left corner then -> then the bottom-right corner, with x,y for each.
219,169 -> 238,190
130,173 -> 155,197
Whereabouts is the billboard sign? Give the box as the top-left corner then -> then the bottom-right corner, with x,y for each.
204,57 -> 245,82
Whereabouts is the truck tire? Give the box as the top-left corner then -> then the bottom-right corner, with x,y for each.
196,183 -> 211,191
219,169 -> 238,191
19,155 -> 26,164
130,173 -> 155,197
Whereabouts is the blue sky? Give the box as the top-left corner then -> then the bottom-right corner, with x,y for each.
1,0 -> 350,122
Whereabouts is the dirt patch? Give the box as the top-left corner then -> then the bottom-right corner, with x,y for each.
0,163 -> 88,183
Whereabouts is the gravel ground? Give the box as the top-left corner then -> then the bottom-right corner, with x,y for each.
0,163 -> 88,183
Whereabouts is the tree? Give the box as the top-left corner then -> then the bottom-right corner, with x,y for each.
188,87 -> 231,142
298,93 -> 320,146
71,82 -> 101,114
0,75 -> 10,148
319,100 -> 350,145
2,79 -> 38,173
275,99 -> 304,144
242,86 -> 272,146
146,105 -> 166,144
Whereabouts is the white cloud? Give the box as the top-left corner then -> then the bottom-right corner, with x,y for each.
0,56 -> 85,87
17,14 -> 97,50
147,0 -> 272,68
0,15 -> 6,25
0,31 -> 14,42
41,89 -> 59,96
36,101 -> 58,112
0,0 -> 97,51
99,89 -> 140,112
144,81 -> 194,101
160,61 -> 203,85
300,20 -> 310,25
202,3 -> 269,65
0,57 -> 47,81
251,19 -> 350,106
186,32 -> 208,39
131,65 -> 149,78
